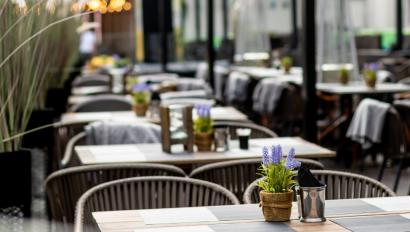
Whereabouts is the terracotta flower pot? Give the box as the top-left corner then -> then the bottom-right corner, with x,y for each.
339,74 -> 349,85
283,65 -> 291,74
365,78 -> 376,88
133,103 -> 148,117
259,190 -> 293,222
195,132 -> 214,151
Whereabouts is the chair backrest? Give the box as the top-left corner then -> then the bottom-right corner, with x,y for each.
243,170 -> 395,204
74,176 -> 239,232
190,158 -> 324,201
60,132 -> 86,168
213,121 -> 278,139
380,108 -> 407,157
72,75 -> 111,87
53,122 -> 88,171
61,122 -> 161,168
85,121 -> 161,145
394,100 -> 410,150
45,164 -> 186,225
69,95 -> 132,112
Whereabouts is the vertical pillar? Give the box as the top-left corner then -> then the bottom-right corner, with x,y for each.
159,0 -> 168,72
395,0 -> 403,50
302,0 -> 317,142
291,0 -> 298,49
207,0 -> 215,89
222,0 -> 228,40
195,0 -> 201,41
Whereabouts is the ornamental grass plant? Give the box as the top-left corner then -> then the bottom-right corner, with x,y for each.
0,1 -> 88,152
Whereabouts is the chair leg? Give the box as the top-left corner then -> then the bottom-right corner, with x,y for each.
359,149 -> 367,172
378,156 -> 387,181
393,158 -> 404,192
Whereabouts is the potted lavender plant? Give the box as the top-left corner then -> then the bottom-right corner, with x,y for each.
258,145 -> 300,222
339,67 -> 350,85
281,56 -> 293,74
132,83 -> 151,116
363,63 -> 378,88
194,104 -> 214,151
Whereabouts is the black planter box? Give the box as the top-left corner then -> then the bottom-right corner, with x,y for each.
0,150 -> 32,217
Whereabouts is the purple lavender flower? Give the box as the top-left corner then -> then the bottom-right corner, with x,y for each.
271,145 -> 281,164
285,148 -> 301,169
132,83 -> 151,92
262,146 -> 270,165
276,145 -> 283,161
369,63 -> 378,72
195,104 -> 211,119
364,63 -> 378,72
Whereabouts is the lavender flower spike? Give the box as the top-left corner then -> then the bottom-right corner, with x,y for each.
285,148 -> 301,169
196,104 -> 211,119
369,63 -> 378,72
133,83 -> 151,92
262,146 -> 270,165
271,145 -> 280,164
276,145 -> 283,161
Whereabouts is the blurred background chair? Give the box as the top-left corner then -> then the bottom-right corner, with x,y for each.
45,164 -> 185,227
190,158 -> 324,201
74,176 -> 239,232
53,122 -> 88,171
72,74 -> 111,87
213,121 -> 278,139
243,170 -> 395,204
69,95 -> 132,112
60,122 -> 161,168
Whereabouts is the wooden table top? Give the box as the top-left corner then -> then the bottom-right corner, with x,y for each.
76,137 -> 336,165
92,196 -> 410,232
317,82 -> 410,95
61,107 -> 248,124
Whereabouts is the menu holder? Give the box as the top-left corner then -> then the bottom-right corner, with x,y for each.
160,105 -> 194,153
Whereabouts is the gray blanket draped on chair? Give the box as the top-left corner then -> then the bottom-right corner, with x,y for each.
252,78 -> 287,114
85,121 -> 161,145
346,98 -> 390,149
225,72 -> 251,104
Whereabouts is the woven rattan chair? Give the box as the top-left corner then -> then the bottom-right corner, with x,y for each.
74,176 -> 239,232
213,121 -> 278,139
53,122 -> 88,171
61,122 -> 161,168
69,95 -> 132,112
60,132 -> 86,168
190,158 -> 324,201
243,170 -> 395,204
72,75 -> 111,87
45,164 -> 186,226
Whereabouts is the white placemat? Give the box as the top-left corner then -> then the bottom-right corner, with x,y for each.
89,145 -> 146,163
136,225 -> 214,232
140,208 -> 218,225
363,196 -> 410,211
